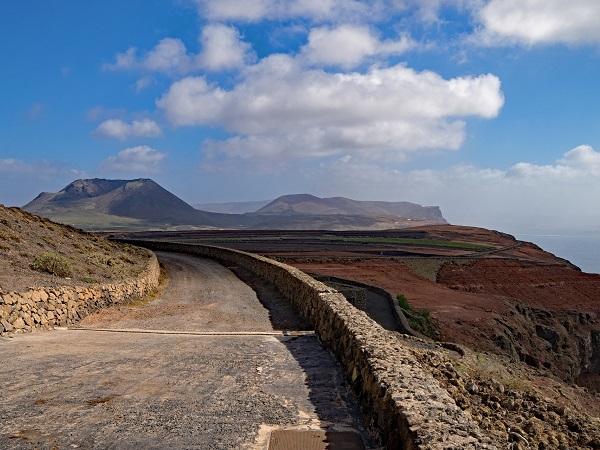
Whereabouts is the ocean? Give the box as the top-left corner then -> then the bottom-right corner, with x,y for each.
516,234 -> 600,275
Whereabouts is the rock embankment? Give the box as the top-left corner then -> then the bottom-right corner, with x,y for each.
408,342 -> 600,449
0,252 -> 159,335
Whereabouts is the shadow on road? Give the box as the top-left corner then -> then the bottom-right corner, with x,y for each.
226,264 -> 378,448
226,264 -> 312,331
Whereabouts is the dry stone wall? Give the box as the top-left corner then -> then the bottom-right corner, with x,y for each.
312,274 -> 431,340
122,240 -> 497,450
319,280 -> 367,311
0,249 -> 159,335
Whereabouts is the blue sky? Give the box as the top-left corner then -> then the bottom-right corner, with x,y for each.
2,0 -> 600,235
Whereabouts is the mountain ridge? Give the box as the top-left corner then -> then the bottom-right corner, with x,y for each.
193,200 -> 272,215
254,194 -> 445,221
23,178 -> 447,231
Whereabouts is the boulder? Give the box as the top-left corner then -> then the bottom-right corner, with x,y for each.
12,317 -> 25,329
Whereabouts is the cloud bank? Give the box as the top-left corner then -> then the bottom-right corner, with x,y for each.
104,25 -> 253,75
101,146 -> 166,173
314,145 -> 600,232
300,25 -> 415,68
158,56 -> 503,162
476,0 -> 600,46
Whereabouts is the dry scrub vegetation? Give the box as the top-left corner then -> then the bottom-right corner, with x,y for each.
0,205 -> 149,293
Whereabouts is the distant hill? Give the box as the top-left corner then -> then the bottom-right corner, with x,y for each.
23,179 -> 447,231
254,194 -> 445,222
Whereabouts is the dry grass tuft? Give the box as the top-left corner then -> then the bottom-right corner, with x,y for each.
30,252 -> 74,278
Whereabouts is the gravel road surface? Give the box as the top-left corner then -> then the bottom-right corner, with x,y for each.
0,252 -> 374,449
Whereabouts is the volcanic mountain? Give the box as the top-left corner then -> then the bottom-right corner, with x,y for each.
254,194 -> 446,222
23,179 -> 250,231
23,179 -> 447,231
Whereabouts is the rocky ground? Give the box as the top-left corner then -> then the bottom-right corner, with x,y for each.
397,334 -> 600,449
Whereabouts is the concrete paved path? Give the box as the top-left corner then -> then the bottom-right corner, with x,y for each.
0,252 -> 374,449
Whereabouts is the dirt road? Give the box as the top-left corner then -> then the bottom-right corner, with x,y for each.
80,252 -> 278,332
0,252 -> 373,449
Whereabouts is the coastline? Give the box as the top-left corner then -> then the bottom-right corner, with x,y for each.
517,233 -> 600,274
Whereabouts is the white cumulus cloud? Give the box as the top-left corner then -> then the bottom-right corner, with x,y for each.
300,25 -> 415,68
93,119 -> 163,140
506,145 -> 600,179
158,55 -> 503,162
105,26 -> 253,75
194,0 -> 388,22
104,47 -> 137,71
475,0 -> 600,46
143,38 -> 194,73
104,38 -> 194,74
559,144 -> 600,170
198,24 -> 254,70
101,146 -> 167,174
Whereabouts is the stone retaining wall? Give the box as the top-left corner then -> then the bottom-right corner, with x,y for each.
0,249 -> 160,335
319,280 -> 367,311
122,240 -> 497,449
312,274 -> 431,340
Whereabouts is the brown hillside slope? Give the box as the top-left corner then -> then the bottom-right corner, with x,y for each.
285,226 -> 600,388
0,205 -> 150,294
